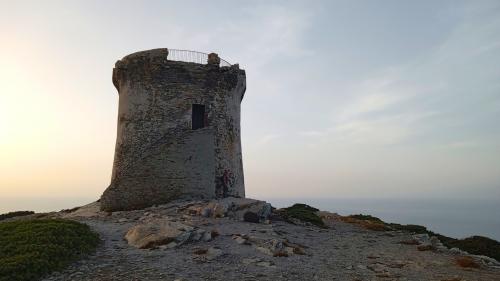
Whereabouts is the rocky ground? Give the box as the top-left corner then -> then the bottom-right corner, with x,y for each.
40,198 -> 500,281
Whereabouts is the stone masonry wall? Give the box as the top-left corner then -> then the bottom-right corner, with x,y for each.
100,48 -> 246,211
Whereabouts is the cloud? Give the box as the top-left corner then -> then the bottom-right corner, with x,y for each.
334,76 -> 417,120
301,2 -> 500,149
296,74 -> 435,145
333,119 -> 411,145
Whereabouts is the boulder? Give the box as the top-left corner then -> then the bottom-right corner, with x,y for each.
125,219 -> 193,249
178,197 -> 274,222
202,231 -> 213,242
258,203 -> 272,220
245,236 -> 306,257
233,235 -> 250,245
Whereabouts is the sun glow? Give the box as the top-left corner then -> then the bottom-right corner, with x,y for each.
0,43 -> 115,198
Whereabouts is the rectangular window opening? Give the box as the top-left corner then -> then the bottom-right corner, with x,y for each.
192,104 -> 206,130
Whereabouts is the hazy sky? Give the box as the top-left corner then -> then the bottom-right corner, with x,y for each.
1,0 -> 499,201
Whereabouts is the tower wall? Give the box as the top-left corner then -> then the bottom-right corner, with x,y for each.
100,49 -> 246,211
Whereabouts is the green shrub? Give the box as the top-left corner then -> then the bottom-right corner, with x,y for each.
280,203 -> 326,228
348,214 -> 384,223
388,223 -> 429,234
0,219 -> 99,281
391,226 -> 500,261
0,211 -> 35,221
444,236 -> 500,261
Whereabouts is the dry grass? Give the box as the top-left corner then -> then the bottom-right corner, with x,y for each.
454,256 -> 480,268
339,216 -> 390,231
362,222 -> 389,231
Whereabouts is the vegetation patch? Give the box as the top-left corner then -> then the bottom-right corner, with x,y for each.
0,219 -> 100,281
445,236 -> 500,261
339,213 -> 500,261
347,214 -> 384,223
388,223 -> 428,234
0,211 -> 35,221
279,204 -> 326,228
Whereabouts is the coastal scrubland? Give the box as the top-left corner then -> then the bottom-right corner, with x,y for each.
0,219 -> 99,281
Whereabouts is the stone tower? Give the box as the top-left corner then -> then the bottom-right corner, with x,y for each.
100,48 -> 246,211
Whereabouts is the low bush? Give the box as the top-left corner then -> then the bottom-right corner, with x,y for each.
388,223 -> 428,234
0,219 -> 99,281
0,211 -> 35,221
279,204 -> 326,228
348,214 -> 384,223
445,236 -> 500,261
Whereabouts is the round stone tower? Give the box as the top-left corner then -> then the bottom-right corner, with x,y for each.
100,48 -> 246,211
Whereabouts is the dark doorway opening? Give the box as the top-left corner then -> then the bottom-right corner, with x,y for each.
192,104 -> 206,130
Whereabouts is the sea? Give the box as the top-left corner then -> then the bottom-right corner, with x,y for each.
1,197 -> 499,241
266,197 -> 500,241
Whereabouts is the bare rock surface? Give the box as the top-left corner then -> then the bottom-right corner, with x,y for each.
125,219 -> 194,249
43,197 -> 500,281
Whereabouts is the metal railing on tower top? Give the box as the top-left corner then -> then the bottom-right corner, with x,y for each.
167,49 -> 231,67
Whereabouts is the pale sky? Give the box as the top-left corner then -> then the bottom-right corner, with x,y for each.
1,0 -> 499,201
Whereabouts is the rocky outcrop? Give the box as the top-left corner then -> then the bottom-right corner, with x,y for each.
180,197 -> 272,222
231,234 -> 306,257
125,218 -> 217,249
124,197 -> 271,249
43,198 -> 500,281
